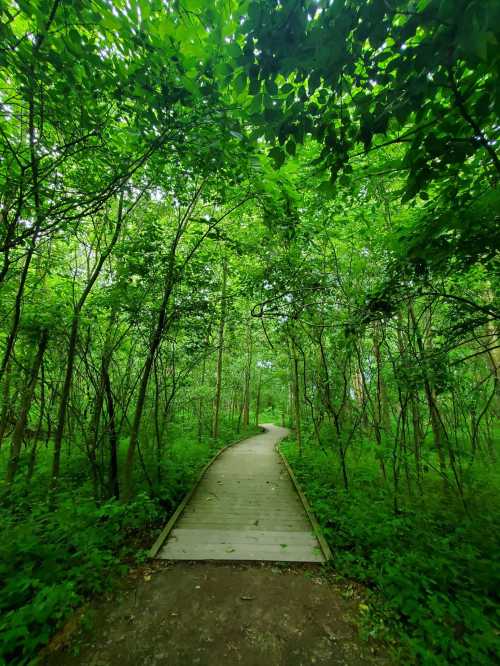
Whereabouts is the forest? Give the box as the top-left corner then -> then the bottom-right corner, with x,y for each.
0,0 -> 498,664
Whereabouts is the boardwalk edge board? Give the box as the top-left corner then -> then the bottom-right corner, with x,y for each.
275,441 -> 333,563
149,428 -> 264,559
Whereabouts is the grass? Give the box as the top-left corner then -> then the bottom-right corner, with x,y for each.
281,435 -> 500,665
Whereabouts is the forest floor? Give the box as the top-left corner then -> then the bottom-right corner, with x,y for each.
41,559 -> 391,666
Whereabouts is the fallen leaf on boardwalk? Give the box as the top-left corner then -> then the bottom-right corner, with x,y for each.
359,603 -> 369,612
226,548 -> 235,553
240,596 -> 255,601
144,574 -> 152,582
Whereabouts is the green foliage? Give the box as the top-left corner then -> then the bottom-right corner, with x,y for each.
238,0 -> 500,191
0,0 -> 498,664
282,438 -> 500,665
0,492 -> 157,665
0,422 -> 257,665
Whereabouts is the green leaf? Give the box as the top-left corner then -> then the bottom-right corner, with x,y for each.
285,139 -> 296,156
268,146 -> 285,167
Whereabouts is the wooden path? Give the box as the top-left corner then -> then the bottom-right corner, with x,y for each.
155,424 -> 325,562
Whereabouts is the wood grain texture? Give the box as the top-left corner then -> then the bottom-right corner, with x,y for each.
155,424 -> 326,563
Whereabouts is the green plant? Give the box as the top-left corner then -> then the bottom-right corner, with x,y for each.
282,438 -> 500,665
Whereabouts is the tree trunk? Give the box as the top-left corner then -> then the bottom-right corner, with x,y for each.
255,369 -> 262,426
484,288 -> 500,417
0,246 -> 35,386
123,257 -> 177,500
5,329 -> 48,484
289,337 -> 302,454
408,303 -> 447,478
104,362 -> 119,500
372,323 -> 388,479
50,195 -> 124,498
212,256 -> 227,439
27,357 -> 45,481
0,359 -> 13,450
242,324 -> 252,427
197,350 -> 207,442
410,392 -> 424,489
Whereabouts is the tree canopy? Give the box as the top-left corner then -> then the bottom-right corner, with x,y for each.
0,1 -> 499,664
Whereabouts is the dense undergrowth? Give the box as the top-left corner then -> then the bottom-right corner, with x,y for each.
0,422 -> 258,666
281,436 -> 500,666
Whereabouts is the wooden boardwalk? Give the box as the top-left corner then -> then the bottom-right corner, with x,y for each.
155,424 -> 325,562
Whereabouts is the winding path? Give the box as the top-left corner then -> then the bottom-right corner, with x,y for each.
45,427 -> 391,666
156,424 -> 325,562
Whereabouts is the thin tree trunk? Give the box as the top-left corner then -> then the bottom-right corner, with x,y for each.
212,256 -> 227,439
0,82 -> 43,385
50,194 -> 124,497
27,357 -> 45,481
197,351 -> 207,442
410,392 -> 424,490
289,337 -> 302,454
0,246 -> 36,385
408,303 -> 447,478
242,324 -> 252,427
0,359 -> 13,450
372,325 -> 388,480
484,288 -> 500,417
86,327 -> 114,502
5,329 -> 48,484
255,369 -> 262,426
104,363 -> 119,500
123,262 -> 176,500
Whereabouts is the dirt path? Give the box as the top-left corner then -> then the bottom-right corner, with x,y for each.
42,427 -> 391,665
43,562 -> 390,666
157,424 -> 324,562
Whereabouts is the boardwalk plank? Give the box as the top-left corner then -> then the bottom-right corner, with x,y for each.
169,529 -> 319,545
159,542 -> 324,562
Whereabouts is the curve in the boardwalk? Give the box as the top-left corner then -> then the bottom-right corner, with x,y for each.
157,424 -> 324,562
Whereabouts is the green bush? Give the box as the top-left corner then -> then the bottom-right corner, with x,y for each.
0,421 -> 259,665
0,492 -> 159,665
282,439 -> 500,665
